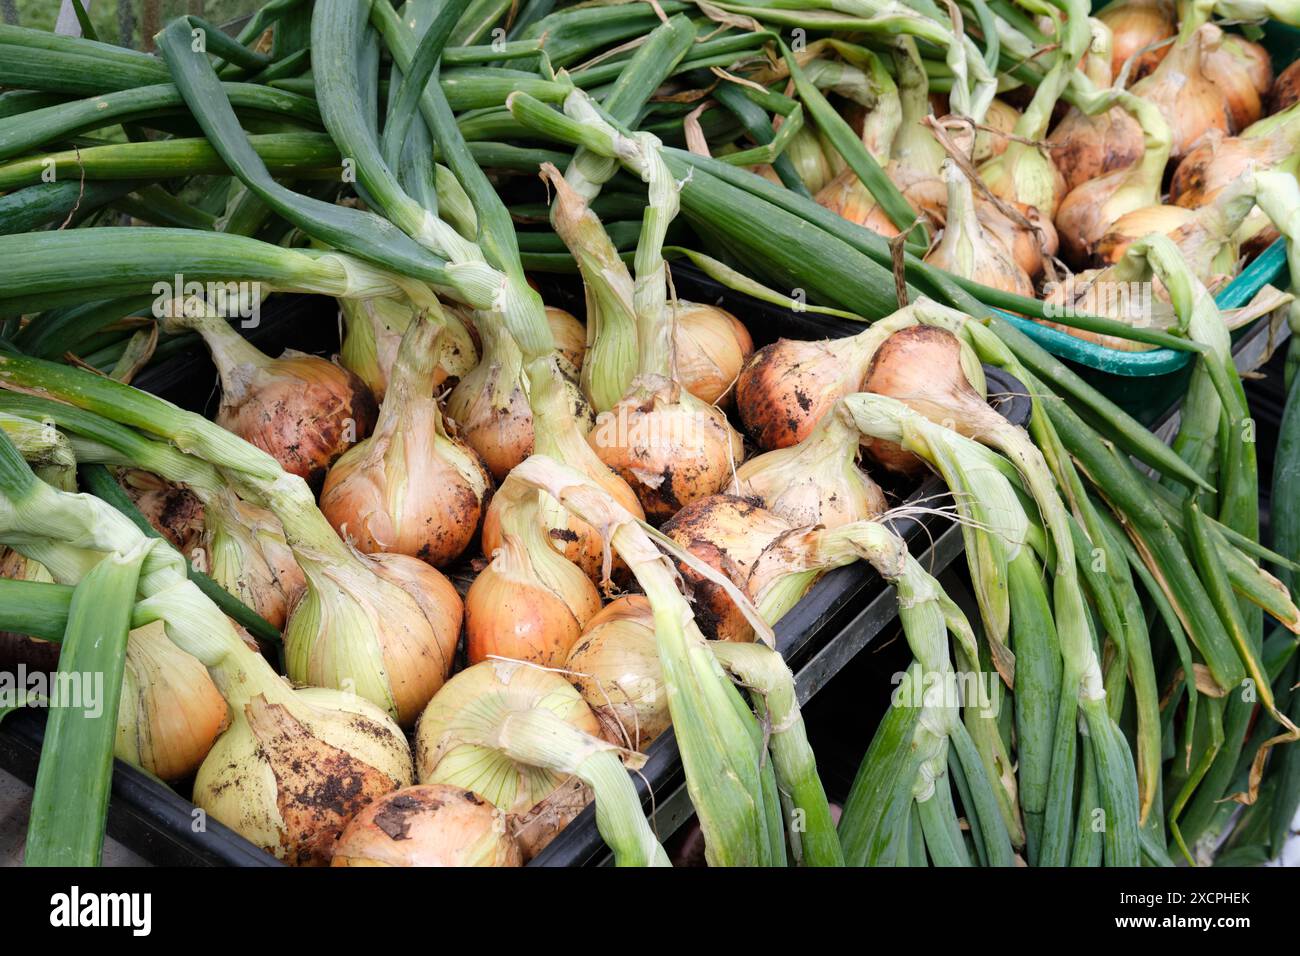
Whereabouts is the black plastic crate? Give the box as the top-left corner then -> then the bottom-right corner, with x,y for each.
0,264 -> 1027,866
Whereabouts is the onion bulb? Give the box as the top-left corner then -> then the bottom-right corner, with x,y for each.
480,361 -> 644,584
446,316 -> 594,481
170,312 -> 377,487
117,468 -> 205,555
321,313 -> 492,568
1097,0 -> 1175,80
925,160 -> 1034,297
414,661 -> 605,859
973,99 -> 1022,164
200,491 -> 305,632
1169,126 -> 1298,209
1203,33 -> 1272,131
1049,99 -> 1144,194
565,595 -> 670,750
1040,267 -> 1174,350
660,495 -> 794,643
816,167 -> 905,237
732,400 -> 887,528
339,295 -> 477,403
1270,59 -> 1300,114
673,301 -> 754,408
1094,191 -> 1247,283
547,306 -> 586,379
1131,25 -> 1234,162
978,139 -> 1068,219
195,679 -> 414,866
466,495 -> 602,667
332,784 -> 521,867
116,621 -> 228,782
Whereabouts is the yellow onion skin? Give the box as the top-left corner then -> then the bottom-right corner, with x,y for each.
465,524 -> 602,667
1097,0 -> 1175,80
1169,133 -> 1288,208
285,551 -> 462,728
116,622 -> 228,782
201,495 -> 305,633
1049,103 -> 1144,193
320,402 -> 492,569
660,495 -> 794,643
979,142 -> 1068,220
332,784 -> 522,867
977,199 -> 1058,280
673,302 -> 754,408
217,351 -> 378,488
973,99 -> 1022,163
588,382 -> 742,523
815,167 -> 902,237
566,595 -> 670,750
414,661 -> 602,859
731,407 -> 887,529
1093,205 -> 1199,266
547,307 -> 586,379
924,162 -> 1035,297
194,686 -> 414,867
118,469 -> 205,555
736,338 -> 869,451
1132,25 -> 1234,162
1270,59 -> 1300,114
1203,34 -> 1270,132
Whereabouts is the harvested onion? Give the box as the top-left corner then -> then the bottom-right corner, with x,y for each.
332,784 -> 521,867
1097,0 -> 1175,80
925,160 -> 1034,297
339,295 -> 477,402
321,312 -> 492,567
673,301 -> 754,408
1131,25 -> 1234,162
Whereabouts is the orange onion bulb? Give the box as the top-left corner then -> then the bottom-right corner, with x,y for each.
1097,0 -> 1175,80
1131,24 -> 1234,162
673,301 -> 754,408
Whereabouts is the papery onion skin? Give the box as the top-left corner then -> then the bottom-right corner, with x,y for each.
1169,133 -> 1289,208
589,384 -> 742,522
1092,205 -> 1199,266
815,167 -> 902,237
661,495 -> 794,643
1270,59 -> 1300,115
194,686 -> 414,867
566,595 -> 670,750
1203,34 -> 1270,132
977,199 -> 1059,280
116,622 -> 228,782
1049,103 -> 1144,193
201,494 -> 306,632
547,306 -> 586,379
332,784 -> 521,867
924,161 -> 1035,297
1097,0 -> 1175,80
339,297 -> 477,403
118,469 -> 206,555
736,338 -> 865,451
673,302 -> 754,408
1131,25 -> 1234,162
218,351 -> 378,488
973,99 -> 1022,163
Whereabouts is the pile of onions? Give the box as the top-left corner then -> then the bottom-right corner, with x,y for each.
332,784 -> 521,867
465,495 -> 601,666
414,661 -> 605,860
170,311 -> 377,487
731,399 -> 887,528
565,595 -> 670,749
320,313 -> 493,568
116,621 -> 228,782
339,295 -> 477,402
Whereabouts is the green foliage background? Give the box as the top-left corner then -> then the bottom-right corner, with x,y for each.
5,0 -> 250,49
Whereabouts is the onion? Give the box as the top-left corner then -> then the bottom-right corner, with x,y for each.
321,314 -> 493,568
466,495 -> 602,667
1203,33 -> 1270,132
565,595 -> 670,750
170,312 -> 377,487
1093,204 -> 1198,263
1168,132 -> 1285,208
480,360 -> 645,584
735,330 -> 881,451
195,681 -> 414,866
1049,100 -> 1144,194
660,495 -> 794,643
973,99 -> 1022,164
673,301 -> 754,408
339,296 -> 477,403
924,161 -> 1034,297
332,784 -> 522,867
117,468 -> 205,555
547,306 -> 586,379
285,546 -> 463,728
1097,0 -> 1175,80
1131,25 -> 1234,162
1095,194 -> 1247,282
1039,267 -> 1175,350
1269,58 -> 1300,114
815,167 -> 903,237
116,621 -> 228,782
590,380 -> 742,523
200,491 -> 305,632
732,399 -> 887,528
979,139 -> 1068,219
977,198 -> 1059,280
414,660 -> 605,858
